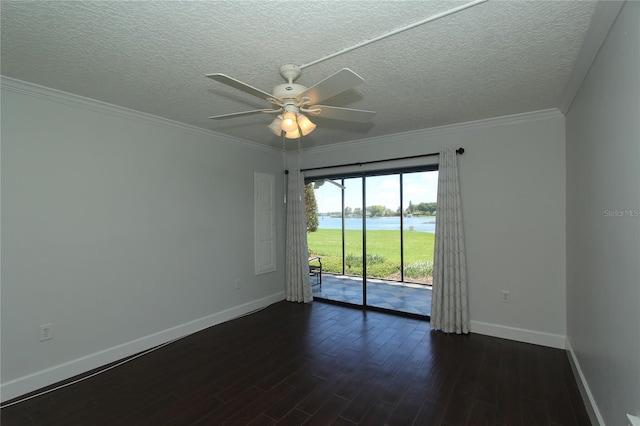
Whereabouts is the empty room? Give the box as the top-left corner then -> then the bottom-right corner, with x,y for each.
1,1 -> 638,425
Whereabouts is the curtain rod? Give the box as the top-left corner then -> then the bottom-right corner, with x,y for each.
285,147 -> 464,174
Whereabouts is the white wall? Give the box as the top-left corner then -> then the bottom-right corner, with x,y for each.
1,80 -> 286,401
565,2 -> 640,425
294,109 -> 567,347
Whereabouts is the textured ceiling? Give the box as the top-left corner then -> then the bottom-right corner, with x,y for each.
1,1 -> 598,150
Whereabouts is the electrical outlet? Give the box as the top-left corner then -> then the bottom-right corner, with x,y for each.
501,290 -> 511,303
235,279 -> 241,289
40,323 -> 53,341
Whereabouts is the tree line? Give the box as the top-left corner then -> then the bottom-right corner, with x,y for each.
341,201 -> 437,218
305,184 -> 436,232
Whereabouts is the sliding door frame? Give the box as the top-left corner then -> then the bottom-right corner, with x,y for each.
306,164 -> 438,316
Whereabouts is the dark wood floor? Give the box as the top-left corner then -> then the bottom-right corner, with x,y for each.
2,301 -> 589,425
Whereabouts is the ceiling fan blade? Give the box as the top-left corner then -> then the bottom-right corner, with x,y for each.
308,105 -> 375,123
209,109 -> 280,120
297,68 -> 364,104
206,73 -> 281,102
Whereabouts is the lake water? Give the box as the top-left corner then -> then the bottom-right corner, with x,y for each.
318,215 -> 436,233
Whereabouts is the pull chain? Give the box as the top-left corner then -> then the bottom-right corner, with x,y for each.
282,134 -> 287,204
298,137 -> 303,201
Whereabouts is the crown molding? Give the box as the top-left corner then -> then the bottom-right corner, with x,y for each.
0,76 -> 279,154
299,108 -> 563,156
2,76 -> 564,158
559,1 -> 625,114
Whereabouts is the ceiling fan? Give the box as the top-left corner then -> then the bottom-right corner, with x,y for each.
206,64 -> 375,139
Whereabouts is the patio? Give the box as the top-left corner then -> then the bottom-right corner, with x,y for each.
311,273 -> 432,317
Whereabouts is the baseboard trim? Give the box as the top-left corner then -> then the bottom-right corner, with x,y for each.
566,339 -> 605,426
1,292 -> 285,403
471,320 -> 566,349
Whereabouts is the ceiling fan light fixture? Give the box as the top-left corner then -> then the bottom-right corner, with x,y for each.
296,113 -> 316,136
267,115 -> 283,136
281,111 -> 298,132
285,128 -> 301,139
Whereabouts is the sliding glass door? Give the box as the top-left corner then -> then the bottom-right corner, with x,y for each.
307,168 -> 437,317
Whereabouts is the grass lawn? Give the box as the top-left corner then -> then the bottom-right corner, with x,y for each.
307,228 -> 435,283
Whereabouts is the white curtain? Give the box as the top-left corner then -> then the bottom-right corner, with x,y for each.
431,148 -> 469,334
285,168 -> 313,303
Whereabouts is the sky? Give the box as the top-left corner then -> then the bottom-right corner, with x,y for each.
312,170 -> 438,214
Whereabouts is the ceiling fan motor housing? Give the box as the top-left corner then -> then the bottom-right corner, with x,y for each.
272,83 -> 307,100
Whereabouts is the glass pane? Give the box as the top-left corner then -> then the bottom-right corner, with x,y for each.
307,177 -> 363,306
399,170 -> 438,317
402,171 -> 438,286
365,175 -> 402,313
365,175 -> 401,281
